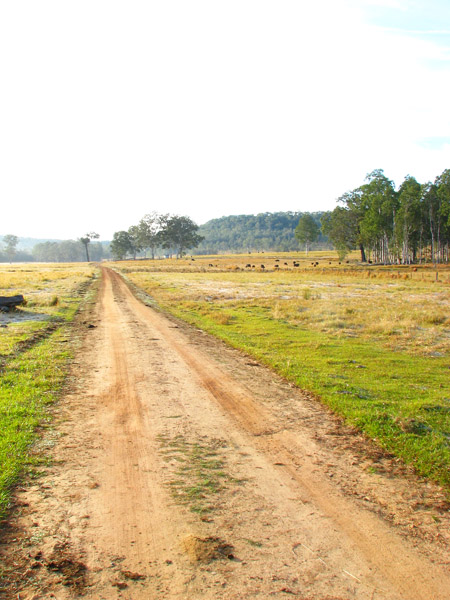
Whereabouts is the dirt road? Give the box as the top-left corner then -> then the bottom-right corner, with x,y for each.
1,267 -> 449,599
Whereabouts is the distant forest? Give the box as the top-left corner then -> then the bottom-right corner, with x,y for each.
2,163 -> 450,263
0,212 -> 327,262
0,237 -> 110,263
196,212 -> 329,254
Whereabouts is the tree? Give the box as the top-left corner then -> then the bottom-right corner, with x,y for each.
110,231 -> 133,260
336,188 -> 369,262
79,232 -> 100,262
396,176 -> 423,263
161,215 -> 204,258
2,235 -> 19,262
295,214 -> 319,255
127,225 -> 143,259
321,208 -> 358,260
359,170 -> 398,264
138,212 -> 168,258
434,169 -> 450,263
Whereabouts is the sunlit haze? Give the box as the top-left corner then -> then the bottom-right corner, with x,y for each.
1,0 -> 449,240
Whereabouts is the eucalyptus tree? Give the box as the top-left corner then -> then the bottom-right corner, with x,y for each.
79,232 -> 100,262
395,175 -> 423,263
321,207 -> 359,260
127,225 -> 143,259
138,212 -> 168,258
294,214 -> 319,255
359,170 -> 398,263
434,168 -> 450,262
336,188 -> 369,261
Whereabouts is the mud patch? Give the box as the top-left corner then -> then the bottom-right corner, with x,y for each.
46,543 -> 88,591
181,535 -> 234,563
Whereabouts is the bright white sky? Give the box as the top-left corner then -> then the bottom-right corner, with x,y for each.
1,0 -> 450,241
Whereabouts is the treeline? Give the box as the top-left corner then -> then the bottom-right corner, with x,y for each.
0,248 -> 33,262
0,235 -> 110,263
322,168 -> 450,263
110,213 -> 203,259
196,212 -> 329,254
33,240 -> 109,262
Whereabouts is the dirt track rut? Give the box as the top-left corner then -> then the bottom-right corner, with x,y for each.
1,267 -> 449,599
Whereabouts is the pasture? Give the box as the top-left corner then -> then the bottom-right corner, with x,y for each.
114,252 -> 450,491
0,264 -> 96,517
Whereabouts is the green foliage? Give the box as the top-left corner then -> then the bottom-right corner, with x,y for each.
111,213 -> 203,259
2,235 -> 19,261
327,167 -> 450,264
110,231 -> 134,260
321,207 -> 357,260
161,215 -> 203,258
295,214 -> 320,254
196,212 -> 328,254
33,240 -> 106,262
137,212 -> 168,259
78,232 -> 100,262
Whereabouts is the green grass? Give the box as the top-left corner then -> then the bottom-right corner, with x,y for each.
158,434 -> 229,514
0,266 -> 97,519
0,329 -> 72,515
118,266 -> 450,492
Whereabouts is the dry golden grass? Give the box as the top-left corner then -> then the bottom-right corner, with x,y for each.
114,254 -> 450,357
0,264 -> 95,314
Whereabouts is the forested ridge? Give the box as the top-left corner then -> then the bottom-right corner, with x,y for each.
196,212 -> 328,254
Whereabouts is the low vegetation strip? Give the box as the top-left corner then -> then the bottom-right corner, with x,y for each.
158,434 -> 229,515
0,329 -> 71,516
116,259 -> 450,492
0,264 -> 96,519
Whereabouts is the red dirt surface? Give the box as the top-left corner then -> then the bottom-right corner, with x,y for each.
0,267 -> 449,599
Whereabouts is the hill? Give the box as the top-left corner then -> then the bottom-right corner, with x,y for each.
196,212 -> 330,254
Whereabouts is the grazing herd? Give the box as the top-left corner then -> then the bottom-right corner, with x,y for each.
204,259 -> 338,271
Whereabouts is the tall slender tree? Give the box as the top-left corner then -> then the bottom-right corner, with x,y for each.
79,232 -> 100,262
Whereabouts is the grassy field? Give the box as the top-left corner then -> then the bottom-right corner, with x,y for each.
0,264 -> 96,518
114,252 -> 450,492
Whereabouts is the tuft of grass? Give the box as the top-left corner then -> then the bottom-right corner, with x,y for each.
157,435 -> 230,514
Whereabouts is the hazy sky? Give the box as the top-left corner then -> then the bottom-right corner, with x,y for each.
1,0 -> 449,240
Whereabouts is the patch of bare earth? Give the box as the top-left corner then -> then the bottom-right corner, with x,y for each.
0,267 -> 449,599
